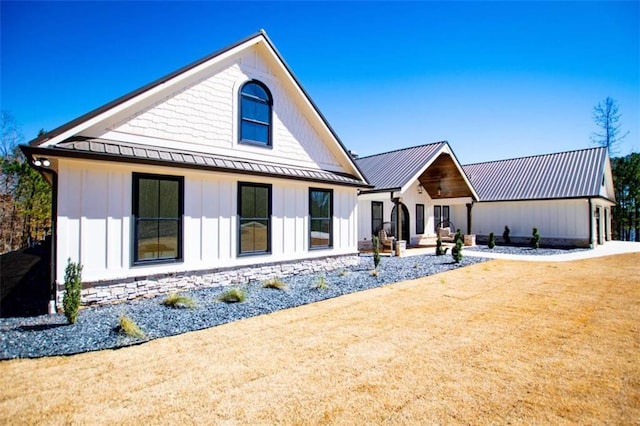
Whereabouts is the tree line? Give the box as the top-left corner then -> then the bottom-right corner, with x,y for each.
1,111 -> 52,253
591,97 -> 639,241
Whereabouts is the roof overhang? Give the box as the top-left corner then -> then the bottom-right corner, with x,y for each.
20,139 -> 372,189
402,143 -> 479,200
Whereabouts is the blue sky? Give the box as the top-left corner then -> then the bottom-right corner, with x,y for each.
1,1 -> 638,163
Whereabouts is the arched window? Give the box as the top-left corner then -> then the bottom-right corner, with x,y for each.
239,80 -> 272,146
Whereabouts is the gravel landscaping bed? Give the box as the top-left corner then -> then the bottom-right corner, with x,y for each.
466,244 -> 590,256
1,254 -> 487,360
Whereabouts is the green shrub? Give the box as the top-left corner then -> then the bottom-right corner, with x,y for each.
454,229 -> 463,244
372,235 -> 381,269
314,275 -> 328,290
63,258 -> 83,324
218,288 -> 246,303
451,237 -> 463,263
369,269 -> 380,277
117,314 -> 145,339
162,292 -> 196,309
488,232 -> 496,249
435,237 -> 448,256
338,269 -> 349,277
503,226 -> 511,244
531,227 -> 540,249
262,278 -> 287,290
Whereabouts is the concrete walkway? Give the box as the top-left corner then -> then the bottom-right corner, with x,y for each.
400,241 -> 640,262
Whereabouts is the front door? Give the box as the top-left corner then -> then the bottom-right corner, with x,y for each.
391,203 -> 410,242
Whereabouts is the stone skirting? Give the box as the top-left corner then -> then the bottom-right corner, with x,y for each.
56,254 -> 359,308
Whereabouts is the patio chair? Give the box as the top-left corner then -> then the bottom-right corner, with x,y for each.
377,227 -> 395,253
437,226 -> 456,243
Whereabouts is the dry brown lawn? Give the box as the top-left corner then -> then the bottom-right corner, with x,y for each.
1,254 -> 639,425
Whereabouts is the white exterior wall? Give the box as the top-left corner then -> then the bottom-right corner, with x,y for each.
471,199 -> 590,240
56,158 -> 358,284
83,45 -> 347,174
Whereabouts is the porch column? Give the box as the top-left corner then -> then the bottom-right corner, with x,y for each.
466,202 -> 473,235
392,197 -> 401,241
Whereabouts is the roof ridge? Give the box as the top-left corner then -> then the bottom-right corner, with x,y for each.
356,141 -> 448,160
463,146 -> 606,167
28,31 -> 268,147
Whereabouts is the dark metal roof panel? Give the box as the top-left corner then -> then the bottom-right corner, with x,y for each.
463,147 -> 607,201
355,142 -> 447,191
46,138 -> 368,187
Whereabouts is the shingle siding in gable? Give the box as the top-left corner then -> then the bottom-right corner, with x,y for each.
463,147 -> 607,201
106,48 -> 343,173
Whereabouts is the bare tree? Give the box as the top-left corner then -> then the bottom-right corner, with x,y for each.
591,97 -> 629,156
1,110 -> 23,158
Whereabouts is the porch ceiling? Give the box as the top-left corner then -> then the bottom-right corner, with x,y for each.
419,154 -> 474,199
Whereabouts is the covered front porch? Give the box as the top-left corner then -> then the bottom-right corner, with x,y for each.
355,142 -> 480,254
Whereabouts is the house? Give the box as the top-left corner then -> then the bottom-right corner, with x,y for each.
463,146 -> 615,247
355,142 -> 479,250
355,142 -> 615,250
21,31 -> 370,308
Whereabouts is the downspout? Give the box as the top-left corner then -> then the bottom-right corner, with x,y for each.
30,165 -> 58,314
588,198 -> 593,248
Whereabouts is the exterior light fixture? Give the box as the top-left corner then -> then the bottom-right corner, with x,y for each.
33,157 -> 51,167
437,185 -> 442,197
417,183 -> 424,194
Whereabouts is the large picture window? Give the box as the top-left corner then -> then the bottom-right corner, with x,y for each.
309,188 -> 333,249
239,80 -> 272,146
133,173 -> 183,264
371,201 -> 383,236
238,182 -> 271,255
416,204 -> 425,234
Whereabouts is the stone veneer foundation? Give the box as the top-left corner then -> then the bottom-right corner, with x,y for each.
56,254 -> 360,308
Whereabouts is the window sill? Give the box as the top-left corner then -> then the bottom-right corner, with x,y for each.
132,258 -> 183,267
239,139 -> 273,149
237,251 -> 272,257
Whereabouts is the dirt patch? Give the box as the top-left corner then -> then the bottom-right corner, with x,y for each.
0,253 -> 638,424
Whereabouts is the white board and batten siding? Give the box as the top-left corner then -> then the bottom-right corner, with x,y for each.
472,199 -> 590,240
57,159 -> 358,283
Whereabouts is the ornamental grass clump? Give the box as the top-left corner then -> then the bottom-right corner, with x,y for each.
218,288 -> 246,303
117,314 -> 145,339
314,275 -> 328,290
63,259 -> 83,324
162,292 -> 196,309
488,232 -> 496,249
262,278 -> 287,290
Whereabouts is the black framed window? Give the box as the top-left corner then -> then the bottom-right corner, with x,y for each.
309,188 -> 333,249
133,173 -> 183,264
371,201 -> 383,236
238,182 -> 271,255
239,80 -> 272,146
416,204 -> 425,234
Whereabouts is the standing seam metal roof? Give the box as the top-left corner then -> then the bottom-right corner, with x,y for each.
354,142 -> 448,191
462,147 -> 608,201
32,138 -> 367,187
